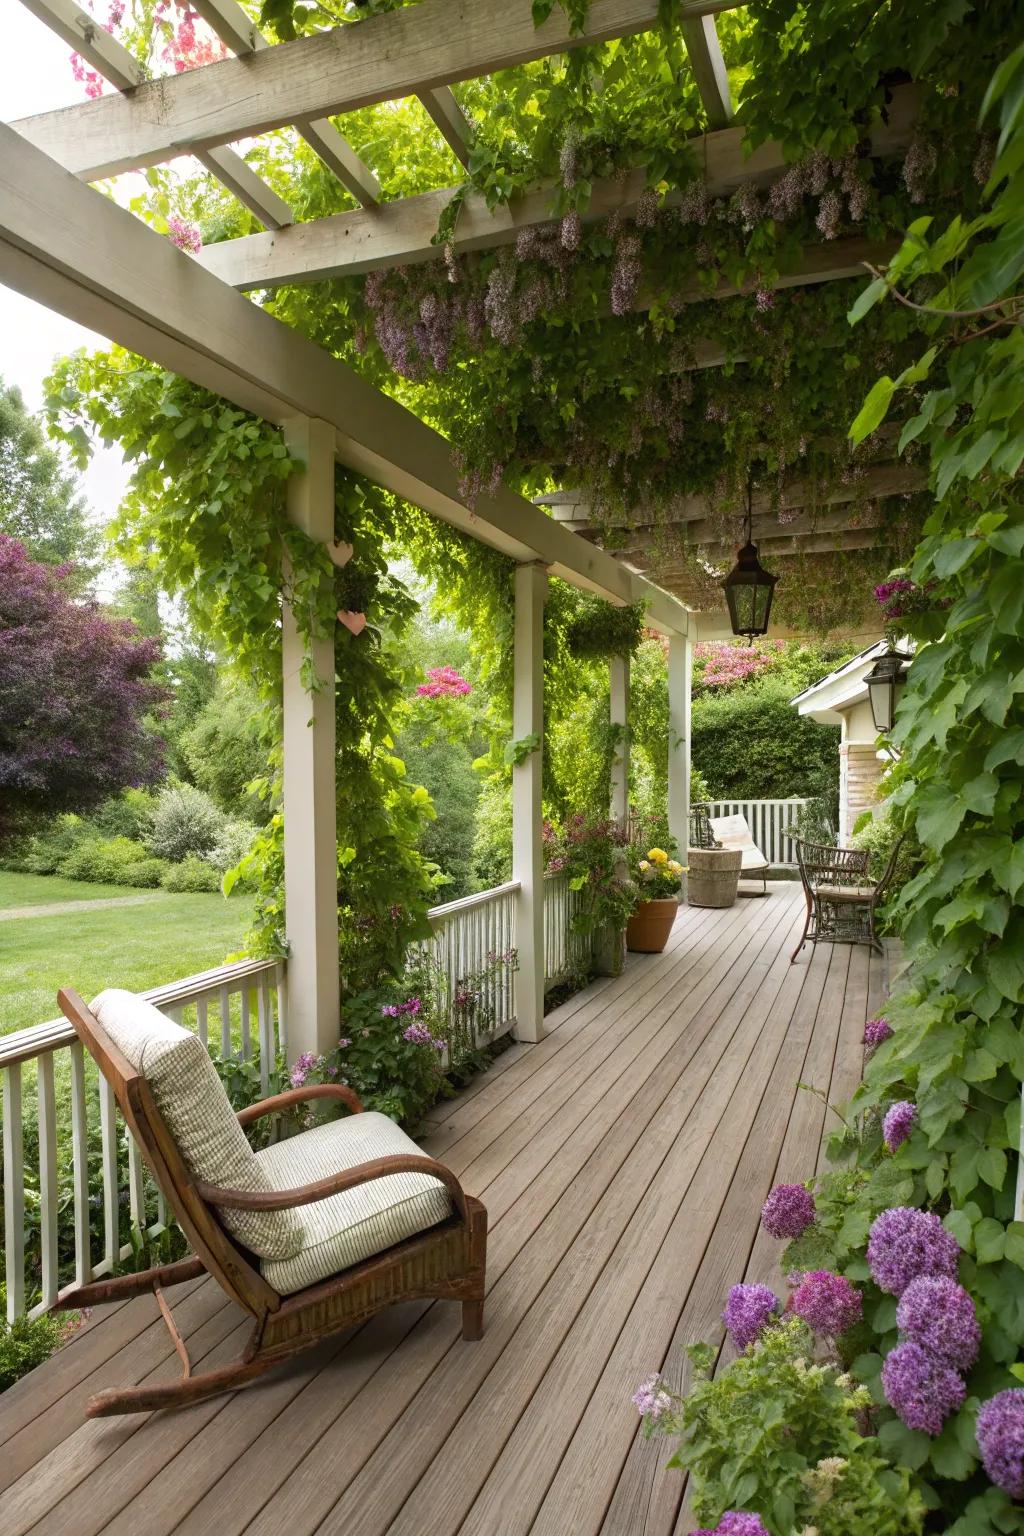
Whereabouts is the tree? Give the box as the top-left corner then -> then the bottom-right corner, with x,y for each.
0,379 -> 98,576
0,535 -> 165,842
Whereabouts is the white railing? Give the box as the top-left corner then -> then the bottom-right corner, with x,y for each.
706,798 -> 808,867
0,957 -> 284,1323
543,871 -> 590,987
417,881 -> 520,1048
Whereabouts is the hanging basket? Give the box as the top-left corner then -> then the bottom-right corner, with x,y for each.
687,848 -> 742,909
626,898 -> 678,953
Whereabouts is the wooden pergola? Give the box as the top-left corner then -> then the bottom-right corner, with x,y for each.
1,0 -> 897,1058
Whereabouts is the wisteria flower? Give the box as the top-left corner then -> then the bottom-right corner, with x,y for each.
895,1276 -> 981,1372
867,1207 -> 960,1296
863,1017 -> 893,1049
883,1100 -> 917,1152
881,1340 -> 966,1434
761,1183 -> 816,1239
632,1373 -> 672,1421
790,1270 -> 862,1338
977,1389 -> 1024,1500
722,1283 -> 780,1348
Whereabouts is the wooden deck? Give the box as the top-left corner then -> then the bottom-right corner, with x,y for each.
0,885 -> 890,1536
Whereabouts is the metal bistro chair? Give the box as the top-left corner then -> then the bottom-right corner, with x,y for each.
791,835 -> 904,963
689,803 -> 719,851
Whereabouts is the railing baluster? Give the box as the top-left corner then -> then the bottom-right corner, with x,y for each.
99,1074 -> 119,1275
37,1052 -> 59,1312
196,996 -> 209,1047
128,1134 -> 146,1235
240,986 -> 252,1060
220,983 -> 231,1056
257,976 -> 272,1094
3,1063 -> 25,1322
276,962 -> 287,1057
69,1039 -> 92,1287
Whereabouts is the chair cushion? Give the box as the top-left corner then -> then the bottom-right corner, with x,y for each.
817,884 -> 875,902
256,1112 -> 454,1296
708,815 -> 770,872
91,989 -> 303,1263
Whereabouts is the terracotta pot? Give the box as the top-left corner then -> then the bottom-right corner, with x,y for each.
626,898 -> 678,953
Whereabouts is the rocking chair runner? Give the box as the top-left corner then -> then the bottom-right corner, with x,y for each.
53,987 -> 487,1418
791,835 -> 904,962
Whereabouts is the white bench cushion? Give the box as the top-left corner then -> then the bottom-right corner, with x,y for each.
91,989 -> 303,1263
708,815 -> 770,873
256,1112 -> 454,1295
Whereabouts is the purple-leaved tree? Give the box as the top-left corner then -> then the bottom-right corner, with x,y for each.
0,534 -> 165,841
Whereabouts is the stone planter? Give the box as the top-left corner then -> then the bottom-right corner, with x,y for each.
687,847 -> 742,908
593,923 -> 626,976
626,898 -> 678,953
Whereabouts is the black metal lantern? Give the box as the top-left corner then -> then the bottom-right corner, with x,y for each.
721,478 -> 778,641
864,648 -> 912,733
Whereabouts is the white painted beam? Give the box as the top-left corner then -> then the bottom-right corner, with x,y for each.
195,147 -> 293,229
609,654 -> 630,831
281,415 -> 340,1058
680,14 -> 732,129
667,634 -> 692,898
192,86 -> 916,290
10,0 -> 743,180
0,125 -> 693,636
18,0 -> 142,89
512,562 -> 547,1044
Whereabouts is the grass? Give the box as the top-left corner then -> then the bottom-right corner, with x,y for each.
1,873 -> 254,1034
0,871 -> 142,908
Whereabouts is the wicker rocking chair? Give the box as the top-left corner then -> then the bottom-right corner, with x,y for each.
53,987 -> 486,1418
791,836 -> 904,963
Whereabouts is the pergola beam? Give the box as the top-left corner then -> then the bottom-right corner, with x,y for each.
11,0 -> 739,181
193,85 -> 916,290
681,15 -> 732,129
0,124 -> 691,638
418,87 -> 475,166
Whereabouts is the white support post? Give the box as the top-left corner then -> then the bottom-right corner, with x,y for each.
282,415 -> 340,1060
512,562 -> 547,1044
609,652 -> 630,833
667,632 -> 693,902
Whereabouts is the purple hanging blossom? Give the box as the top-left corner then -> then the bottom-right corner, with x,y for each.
767,162 -> 806,220
722,1283 -> 780,1348
903,137 -> 938,204
815,190 -> 842,240
610,232 -> 642,316
883,1101 -> 917,1152
863,1017 -> 893,1049
977,1390 -> 1024,1500
754,289 -> 775,313
881,1340 -> 966,1435
560,209 -> 582,251
790,1270 -> 862,1338
632,1373 -> 672,1421
896,1277 -> 981,1372
635,187 -> 660,228
867,1207 -> 960,1296
761,1184 -> 816,1240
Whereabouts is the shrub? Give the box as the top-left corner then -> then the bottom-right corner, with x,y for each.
56,835 -> 152,885
0,1287 -> 73,1392
91,788 -> 156,843
160,856 -> 223,893
119,857 -> 169,888
178,684 -> 271,822
207,817 -> 259,876
692,675 -> 841,802
147,783 -> 225,863
3,814 -> 91,874
851,805 -> 920,890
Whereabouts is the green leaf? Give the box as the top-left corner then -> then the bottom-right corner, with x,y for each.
975,1217 -> 1007,1263
978,1147 -> 1009,1190
944,1208 -> 975,1250
849,376 -> 895,444
847,276 -> 889,325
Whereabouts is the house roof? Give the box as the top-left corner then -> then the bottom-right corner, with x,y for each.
789,640 -> 888,724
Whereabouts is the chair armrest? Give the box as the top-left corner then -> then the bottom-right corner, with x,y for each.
236,1083 -> 364,1127
195,1152 -> 470,1223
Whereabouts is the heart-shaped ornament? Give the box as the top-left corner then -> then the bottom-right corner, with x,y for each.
328,540 -> 354,568
337,609 -> 367,636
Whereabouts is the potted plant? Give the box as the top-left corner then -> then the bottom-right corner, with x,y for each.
547,815 -> 637,977
626,841 -> 686,953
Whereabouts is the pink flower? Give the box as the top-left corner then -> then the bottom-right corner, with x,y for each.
416,666 -> 472,698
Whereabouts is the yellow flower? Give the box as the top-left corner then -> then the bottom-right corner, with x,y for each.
667,860 -> 683,874
648,847 -> 668,864
638,859 -> 651,871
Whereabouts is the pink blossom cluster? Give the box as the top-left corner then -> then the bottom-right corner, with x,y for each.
694,641 -> 783,689
416,666 -> 472,698
153,1 -> 228,73
382,997 -> 422,1018
168,216 -> 202,254
874,577 -> 917,618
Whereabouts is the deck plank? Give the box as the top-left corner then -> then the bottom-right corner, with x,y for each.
1,888 -> 890,1536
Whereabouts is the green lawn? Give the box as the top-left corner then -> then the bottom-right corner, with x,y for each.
1,873 -> 254,1034
0,870 -> 141,908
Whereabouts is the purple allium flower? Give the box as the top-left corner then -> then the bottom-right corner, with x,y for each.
896,1277 -> 981,1372
791,1270 -> 863,1337
632,1372 -> 672,1421
867,1207 -> 960,1296
761,1183 -> 816,1239
977,1390 -> 1024,1500
883,1101 -> 917,1152
722,1283 -> 780,1348
863,1017 -> 893,1049
881,1340 -> 966,1435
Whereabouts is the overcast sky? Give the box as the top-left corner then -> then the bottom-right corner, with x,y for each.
1,6 -> 132,525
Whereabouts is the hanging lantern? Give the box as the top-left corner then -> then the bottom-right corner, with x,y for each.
864,648 -> 912,733
721,477 -> 778,641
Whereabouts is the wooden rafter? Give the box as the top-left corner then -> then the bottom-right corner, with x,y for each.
17,0 -> 293,229
10,0 -> 743,181
680,14 -> 733,129
418,87 -> 475,167
576,504 -> 886,552
189,0 -> 382,210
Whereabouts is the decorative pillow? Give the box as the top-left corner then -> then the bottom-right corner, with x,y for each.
91,989 -> 303,1262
